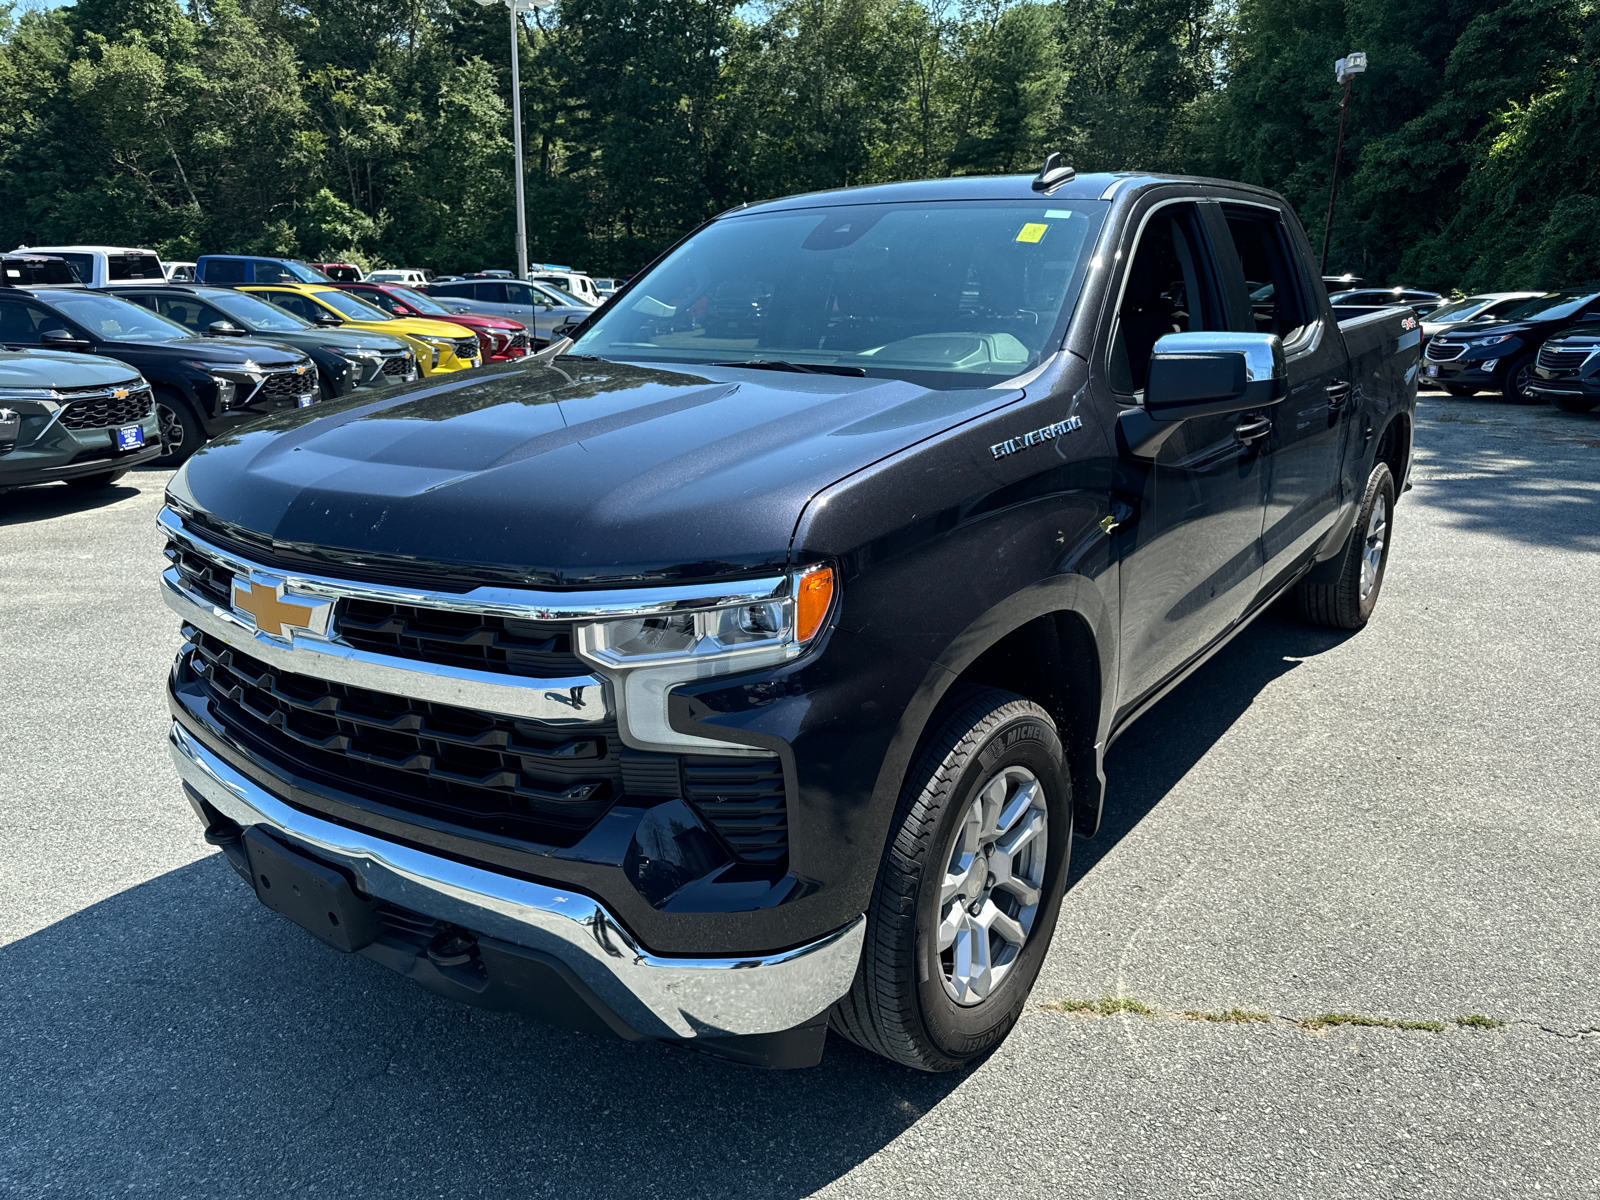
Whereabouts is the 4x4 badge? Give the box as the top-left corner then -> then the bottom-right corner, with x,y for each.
990,416 -> 1082,460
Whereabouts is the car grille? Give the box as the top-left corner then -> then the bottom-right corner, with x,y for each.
166,541 -> 234,608
1538,345 -> 1591,371
380,353 -> 413,376
180,629 -> 619,845
58,387 -> 153,430
336,599 -> 584,679
1425,341 -> 1465,362
454,338 -> 478,361
683,756 -> 788,864
259,369 -> 314,398
509,331 -> 530,351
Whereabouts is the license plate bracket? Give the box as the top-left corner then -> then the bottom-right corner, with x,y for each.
1425,364 -> 1439,378
242,828 -> 380,953
115,424 -> 145,451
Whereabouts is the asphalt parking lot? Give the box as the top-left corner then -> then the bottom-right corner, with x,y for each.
2,393 -> 1597,1199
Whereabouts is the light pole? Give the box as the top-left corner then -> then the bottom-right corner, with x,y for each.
1319,51 -> 1367,275
474,0 -> 553,280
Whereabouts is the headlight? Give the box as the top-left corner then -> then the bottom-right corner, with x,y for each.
1471,334 -> 1513,347
576,565 -> 834,754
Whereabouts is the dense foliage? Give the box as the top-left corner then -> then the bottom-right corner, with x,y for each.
0,0 -> 1594,287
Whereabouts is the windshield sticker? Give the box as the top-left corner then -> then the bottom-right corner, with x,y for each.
1015,223 -> 1049,244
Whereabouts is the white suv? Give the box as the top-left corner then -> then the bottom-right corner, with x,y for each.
531,271 -> 602,307
368,269 -> 432,287
15,245 -> 165,287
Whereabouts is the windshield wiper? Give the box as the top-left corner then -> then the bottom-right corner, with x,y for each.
711,359 -> 867,377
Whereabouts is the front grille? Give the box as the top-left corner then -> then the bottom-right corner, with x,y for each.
59,388 -> 152,430
259,369 -> 314,398
1425,341 -> 1465,362
683,756 -> 788,864
381,354 -> 412,376
166,540 -> 233,607
336,600 -> 584,679
455,338 -> 478,361
1538,345 -> 1590,371
509,331 -> 529,351
182,630 -> 618,845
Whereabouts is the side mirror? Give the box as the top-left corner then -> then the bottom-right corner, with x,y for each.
207,320 -> 246,337
1119,332 -> 1286,459
40,328 -> 90,350
314,311 -> 343,326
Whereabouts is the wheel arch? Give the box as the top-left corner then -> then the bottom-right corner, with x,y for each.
1374,410 -> 1411,492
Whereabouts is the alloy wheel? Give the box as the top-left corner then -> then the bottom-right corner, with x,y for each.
156,401 -> 187,455
1513,364 -> 1536,402
937,764 -> 1049,1006
1361,493 -> 1388,599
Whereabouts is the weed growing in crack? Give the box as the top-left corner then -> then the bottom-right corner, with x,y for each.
1182,1008 -> 1273,1024
1045,996 -> 1155,1017
1455,1014 -> 1506,1029
1300,1012 -> 1446,1032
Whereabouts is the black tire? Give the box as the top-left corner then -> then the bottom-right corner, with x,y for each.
831,687 -> 1071,1072
1553,395 -> 1598,414
64,468 -> 129,489
1442,385 -> 1478,397
1296,462 -> 1396,630
153,391 -> 205,466
1501,354 -> 1540,404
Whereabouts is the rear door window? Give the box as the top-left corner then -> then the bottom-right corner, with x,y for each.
1222,206 -> 1313,341
475,282 -> 509,302
0,301 -> 55,343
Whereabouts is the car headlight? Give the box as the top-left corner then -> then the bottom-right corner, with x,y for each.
575,565 -> 834,754
1471,334 -> 1514,347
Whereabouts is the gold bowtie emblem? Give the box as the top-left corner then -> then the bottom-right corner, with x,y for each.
232,578 -> 318,638
112,388 -> 129,399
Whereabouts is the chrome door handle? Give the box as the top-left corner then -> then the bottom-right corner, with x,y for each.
1326,381 -> 1351,409
1235,414 -> 1272,445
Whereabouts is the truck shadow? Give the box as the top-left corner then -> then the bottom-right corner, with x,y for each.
0,857 -> 959,1198
1072,603 -> 1355,887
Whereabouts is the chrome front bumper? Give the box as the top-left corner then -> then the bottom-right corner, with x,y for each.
169,720 -> 864,1040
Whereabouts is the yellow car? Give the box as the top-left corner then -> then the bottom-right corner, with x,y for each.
240,283 -> 481,376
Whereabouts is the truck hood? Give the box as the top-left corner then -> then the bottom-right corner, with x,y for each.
175,356 -> 1027,587
0,348 -> 141,389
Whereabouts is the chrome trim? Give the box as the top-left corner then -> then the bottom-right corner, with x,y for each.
158,507 -> 788,621
170,720 -> 865,1038
1150,330 -> 1287,384
162,566 -> 611,724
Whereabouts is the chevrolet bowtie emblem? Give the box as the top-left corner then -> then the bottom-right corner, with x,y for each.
112,387 -> 129,399
295,365 -> 307,374
231,577 -> 329,639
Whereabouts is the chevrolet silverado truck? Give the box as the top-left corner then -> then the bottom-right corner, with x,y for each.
162,165 -> 1418,1071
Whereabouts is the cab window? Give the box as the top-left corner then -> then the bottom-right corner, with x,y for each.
1223,205 -> 1313,341
1110,203 -> 1227,394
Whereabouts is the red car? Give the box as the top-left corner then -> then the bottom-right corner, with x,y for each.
333,282 -> 531,362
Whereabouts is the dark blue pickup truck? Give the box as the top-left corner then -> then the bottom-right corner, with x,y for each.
160,165 -> 1418,1071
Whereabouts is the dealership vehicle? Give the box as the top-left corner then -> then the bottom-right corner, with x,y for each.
532,270 -> 603,307
367,269 -> 432,287
428,277 -> 590,343
312,262 -> 364,283
107,284 -> 418,397
0,348 -> 160,489
165,261 -> 198,283
334,281 -> 530,362
1528,326 -> 1600,412
196,256 -> 334,285
0,287 -> 316,465
15,245 -> 165,287
1423,286 -> 1600,400
162,165 -> 1416,1072
592,277 -> 620,298
1328,287 -> 1445,317
238,282 -> 480,375
1419,292 -> 1543,351
3,253 -> 80,287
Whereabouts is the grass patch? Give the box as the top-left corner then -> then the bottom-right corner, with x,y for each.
1045,996 -> 1155,1017
1300,1012 -> 1445,1033
1455,1014 -> 1506,1029
1182,1008 -> 1273,1024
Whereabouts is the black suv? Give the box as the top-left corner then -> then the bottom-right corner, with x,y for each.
1423,286 -> 1600,401
1529,326 -> 1600,412
0,287 -> 318,464
107,285 -> 418,398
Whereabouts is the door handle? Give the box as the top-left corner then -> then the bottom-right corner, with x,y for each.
1234,414 -> 1272,445
1325,381 -> 1351,409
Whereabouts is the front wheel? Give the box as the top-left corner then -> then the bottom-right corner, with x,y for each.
1501,354 -> 1540,405
831,687 -> 1071,1072
154,392 -> 205,466
1296,462 -> 1396,630
1553,395 -> 1599,414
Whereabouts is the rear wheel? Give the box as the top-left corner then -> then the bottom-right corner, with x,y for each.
64,468 -> 129,489
154,391 -> 205,466
831,687 -> 1071,1072
1501,354 -> 1540,404
1553,395 -> 1598,414
1296,462 -> 1395,630
1443,385 -> 1478,397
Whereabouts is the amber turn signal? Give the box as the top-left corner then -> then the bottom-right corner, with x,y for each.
794,566 -> 835,643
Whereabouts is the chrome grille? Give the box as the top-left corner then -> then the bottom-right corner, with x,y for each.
336,599 -> 583,679
1538,345 -> 1591,371
58,387 -> 153,430
1425,341 -> 1465,362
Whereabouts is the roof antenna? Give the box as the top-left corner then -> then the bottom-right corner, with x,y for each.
1032,152 -> 1075,193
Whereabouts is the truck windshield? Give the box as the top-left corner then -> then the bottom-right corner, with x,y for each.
571,199 -> 1109,387
46,291 -> 191,341
207,290 -> 309,333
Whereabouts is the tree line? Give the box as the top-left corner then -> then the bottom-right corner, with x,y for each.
0,0 -> 1594,289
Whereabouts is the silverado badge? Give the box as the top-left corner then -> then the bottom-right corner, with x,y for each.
990,416 -> 1083,461
231,576 -> 332,640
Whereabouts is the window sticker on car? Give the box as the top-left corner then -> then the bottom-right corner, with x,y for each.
1016,223 -> 1049,244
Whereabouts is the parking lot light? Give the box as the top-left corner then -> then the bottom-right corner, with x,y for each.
473,0 -> 555,283
1320,51 -> 1368,273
